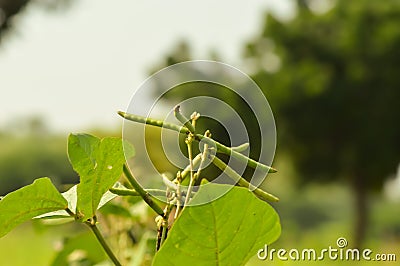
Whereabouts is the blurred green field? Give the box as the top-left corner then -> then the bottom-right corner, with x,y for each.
0,221 -> 110,266
0,223 -> 63,265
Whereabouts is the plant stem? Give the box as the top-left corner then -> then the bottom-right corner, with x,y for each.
176,106 -> 197,206
109,187 -> 167,197
174,173 -> 182,219
123,164 -> 165,216
160,223 -> 168,247
184,138 -> 194,206
161,204 -> 173,246
65,207 -> 75,217
196,142 -> 209,181
156,203 -> 173,251
118,111 -> 277,173
211,156 -> 279,202
86,220 -> 122,266
180,153 -> 202,181
65,211 -> 121,265
185,131 -> 211,205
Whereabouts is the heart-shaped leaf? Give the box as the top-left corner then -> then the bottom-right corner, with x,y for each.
68,134 -> 135,220
0,177 -> 67,237
153,183 -> 281,266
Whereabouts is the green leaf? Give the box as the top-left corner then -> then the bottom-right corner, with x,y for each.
68,134 -> 134,220
68,133 -> 100,175
35,182 -> 124,219
153,183 -> 281,266
0,177 -> 67,238
123,138 -> 136,159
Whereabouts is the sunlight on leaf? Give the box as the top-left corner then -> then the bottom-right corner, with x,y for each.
153,183 -> 281,266
68,133 -> 100,175
0,177 -> 67,238
68,134 -> 135,220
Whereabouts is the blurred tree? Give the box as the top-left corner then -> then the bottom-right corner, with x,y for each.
0,0 -> 74,42
0,117 -> 79,195
148,41 -> 277,186
245,0 -> 400,247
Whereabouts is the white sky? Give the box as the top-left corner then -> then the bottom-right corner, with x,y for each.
0,0 -> 294,133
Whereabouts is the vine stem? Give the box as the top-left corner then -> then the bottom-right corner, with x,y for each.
180,153 -> 202,181
161,204 -> 173,247
123,164 -> 165,216
174,172 -> 182,219
184,138 -> 194,206
174,106 -> 196,207
109,187 -> 167,197
86,220 -> 122,266
118,111 -> 277,174
185,130 -> 211,205
65,209 -> 122,266
196,130 -> 212,180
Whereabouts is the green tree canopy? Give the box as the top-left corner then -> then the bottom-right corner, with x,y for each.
0,0 -> 73,42
245,0 -> 400,246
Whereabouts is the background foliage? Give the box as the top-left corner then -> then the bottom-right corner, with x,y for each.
1,0 -> 400,265
245,0 -> 400,247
